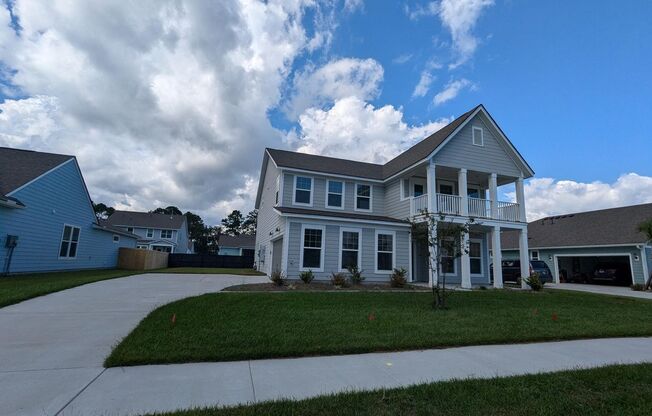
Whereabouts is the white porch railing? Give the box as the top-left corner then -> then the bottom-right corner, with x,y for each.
410,193 -> 429,216
437,193 -> 462,216
496,201 -> 520,222
468,197 -> 490,218
409,193 -> 521,222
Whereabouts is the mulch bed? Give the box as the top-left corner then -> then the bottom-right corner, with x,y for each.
223,280 -> 430,292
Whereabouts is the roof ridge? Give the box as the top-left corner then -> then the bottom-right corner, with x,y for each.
266,148 -> 384,167
0,146 -> 75,159
537,202 -> 652,221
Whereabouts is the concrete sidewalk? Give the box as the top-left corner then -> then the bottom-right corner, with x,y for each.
62,337 -> 652,416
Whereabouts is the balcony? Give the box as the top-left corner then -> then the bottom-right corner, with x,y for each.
410,193 -> 521,222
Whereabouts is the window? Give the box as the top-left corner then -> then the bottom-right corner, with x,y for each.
468,187 -> 481,198
113,235 -> 120,243
294,176 -> 312,205
127,227 -> 134,233
472,126 -> 484,146
401,179 -> 410,200
275,175 -> 280,205
340,228 -> 361,270
531,250 -> 539,260
441,238 -> 456,274
326,180 -> 344,208
300,225 -> 324,271
59,225 -> 80,258
356,184 -> 371,211
137,245 -> 148,249
146,228 -> 153,238
375,231 -> 394,273
470,240 -> 482,275
439,182 -> 454,195
161,229 -> 173,239
413,184 -> 424,197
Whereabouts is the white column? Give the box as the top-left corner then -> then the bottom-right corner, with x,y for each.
427,160 -> 437,214
281,221 -> 290,275
489,173 -> 498,219
461,232 -> 471,288
429,221 -> 438,287
491,226 -> 503,288
515,175 -> 526,223
458,168 -> 468,216
519,227 -> 530,289
641,246 -> 649,287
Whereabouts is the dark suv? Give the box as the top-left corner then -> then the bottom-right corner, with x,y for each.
490,260 -> 553,284
591,262 -> 631,285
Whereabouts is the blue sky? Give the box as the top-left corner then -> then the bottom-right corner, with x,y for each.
1,1 -> 651,222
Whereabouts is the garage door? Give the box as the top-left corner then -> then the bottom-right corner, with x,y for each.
557,255 -> 633,286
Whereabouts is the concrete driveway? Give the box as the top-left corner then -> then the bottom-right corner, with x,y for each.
547,283 -> 652,300
0,273 -> 268,416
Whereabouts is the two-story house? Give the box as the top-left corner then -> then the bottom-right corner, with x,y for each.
254,105 -> 534,288
105,211 -> 193,253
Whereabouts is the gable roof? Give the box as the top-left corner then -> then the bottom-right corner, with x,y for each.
264,104 -> 533,182
500,203 -> 652,250
0,147 -> 74,196
105,210 -> 187,229
218,234 -> 256,249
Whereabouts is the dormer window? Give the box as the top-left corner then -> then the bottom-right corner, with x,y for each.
294,176 -> 313,206
472,126 -> 484,146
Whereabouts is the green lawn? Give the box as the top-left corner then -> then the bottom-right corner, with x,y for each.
154,268 -> 265,275
0,269 -> 136,308
105,290 -> 652,367
150,363 -> 652,416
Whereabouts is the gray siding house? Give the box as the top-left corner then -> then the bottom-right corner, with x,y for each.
105,211 -> 193,253
254,105 -> 534,288
499,203 -> 652,286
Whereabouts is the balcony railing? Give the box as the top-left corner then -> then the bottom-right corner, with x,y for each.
409,193 -> 521,222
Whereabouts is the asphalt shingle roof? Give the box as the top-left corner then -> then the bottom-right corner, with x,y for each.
0,147 -> 74,196
275,206 -> 410,224
266,105 -> 479,181
500,203 -> 652,249
105,210 -> 187,229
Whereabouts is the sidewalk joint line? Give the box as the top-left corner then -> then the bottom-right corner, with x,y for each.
54,367 -> 107,416
248,360 -> 257,402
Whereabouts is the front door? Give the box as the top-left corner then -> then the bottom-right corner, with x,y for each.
271,238 -> 283,273
413,239 -> 430,282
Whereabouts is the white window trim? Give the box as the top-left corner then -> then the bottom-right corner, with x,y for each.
440,237 -> 458,276
339,227 -> 362,272
161,229 -> 173,239
374,230 -> 396,274
325,180 -> 345,209
299,224 -> 325,272
59,224 -> 81,259
355,183 -> 373,212
275,174 -> 280,206
293,175 -> 314,207
146,228 -> 154,238
113,235 -> 120,243
472,126 -> 484,147
400,178 -> 410,201
530,250 -> 540,260
127,227 -> 134,233
437,180 -> 457,195
469,238 -> 483,276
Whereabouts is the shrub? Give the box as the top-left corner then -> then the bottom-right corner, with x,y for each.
524,273 -> 544,291
269,270 -> 285,286
331,272 -> 349,288
631,283 -> 645,291
390,268 -> 407,288
299,270 -> 314,284
347,265 -> 365,284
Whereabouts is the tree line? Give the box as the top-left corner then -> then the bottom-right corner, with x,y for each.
93,202 -> 256,254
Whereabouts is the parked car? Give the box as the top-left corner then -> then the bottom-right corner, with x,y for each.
591,262 -> 631,285
490,260 -> 553,284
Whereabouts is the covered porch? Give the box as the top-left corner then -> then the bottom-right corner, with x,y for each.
410,222 -> 530,289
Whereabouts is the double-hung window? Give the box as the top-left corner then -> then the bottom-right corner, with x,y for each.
375,231 -> 394,273
59,225 -> 80,258
530,250 -> 539,260
146,228 -> 154,238
470,240 -> 482,275
161,229 -> 173,239
472,126 -> 484,146
326,180 -> 344,208
294,176 -> 312,205
441,238 -> 456,274
356,184 -> 371,211
275,175 -> 280,206
300,225 -> 324,271
401,179 -> 410,200
340,228 -> 361,270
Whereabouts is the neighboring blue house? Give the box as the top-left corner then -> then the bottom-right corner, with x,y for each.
218,234 -> 255,256
0,147 -> 137,274
105,210 -> 193,253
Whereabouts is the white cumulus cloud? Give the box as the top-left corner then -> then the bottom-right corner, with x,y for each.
288,96 -> 452,164
433,78 -> 474,105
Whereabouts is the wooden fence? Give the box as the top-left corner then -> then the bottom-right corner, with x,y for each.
168,252 -> 255,268
118,247 -> 169,270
